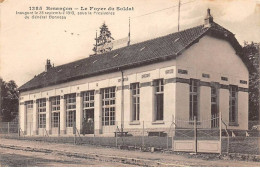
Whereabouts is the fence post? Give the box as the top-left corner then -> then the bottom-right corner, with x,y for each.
166,132 -> 169,150
142,121 -> 144,148
219,112 -> 222,155
93,132 -> 95,145
18,123 -> 20,138
171,115 -> 174,151
73,122 -> 76,145
227,132 -> 229,154
116,125 -> 118,148
194,116 -> 197,154
8,122 -> 10,134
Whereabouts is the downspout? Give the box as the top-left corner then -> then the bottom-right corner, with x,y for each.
121,70 -> 124,132
258,44 -> 260,124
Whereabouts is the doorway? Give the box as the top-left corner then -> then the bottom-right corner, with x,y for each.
83,109 -> 94,134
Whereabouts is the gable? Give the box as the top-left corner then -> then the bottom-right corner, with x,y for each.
177,35 -> 249,82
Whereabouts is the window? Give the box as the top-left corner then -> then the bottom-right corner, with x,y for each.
83,91 -> 95,110
178,69 -> 188,74
51,96 -> 60,128
37,99 -> 46,128
83,90 -> 95,120
211,86 -> 219,128
229,86 -> 238,124
52,112 -> 60,128
154,79 -> 164,121
202,73 -> 210,78
240,80 -> 247,84
65,94 -> 76,127
131,83 -> 140,121
221,77 -> 228,81
211,87 -> 218,116
189,80 -> 199,121
25,101 -> 33,109
39,114 -> 46,128
101,87 -> 116,126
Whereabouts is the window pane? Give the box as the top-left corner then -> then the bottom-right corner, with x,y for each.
190,80 -> 199,120
156,94 -> 163,120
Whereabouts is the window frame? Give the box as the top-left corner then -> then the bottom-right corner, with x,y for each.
65,94 -> 76,128
37,98 -> 46,128
211,86 -> 219,116
51,96 -> 60,128
38,113 -> 46,128
25,100 -> 33,109
101,87 -> 116,126
211,85 -> 219,128
189,79 -> 199,121
131,83 -> 140,122
83,90 -> 95,110
154,79 -> 164,121
229,85 -> 238,125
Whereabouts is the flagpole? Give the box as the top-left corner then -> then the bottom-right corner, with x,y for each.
178,0 -> 181,32
128,17 -> 131,46
95,30 -> 97,55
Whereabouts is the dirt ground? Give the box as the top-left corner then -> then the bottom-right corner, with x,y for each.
0,147 -> 133,167
0,138 -> 259,167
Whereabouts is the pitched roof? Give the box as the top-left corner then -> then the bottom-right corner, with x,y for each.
18,22 -> 248,92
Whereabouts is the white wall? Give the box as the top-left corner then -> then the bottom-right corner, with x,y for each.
19,59 -> 177,135
176,35 -> 249,130
176,35 -> 248,85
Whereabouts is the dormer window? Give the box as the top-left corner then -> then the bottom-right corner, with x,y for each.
112,54 -> 118,58
140,47 -> 146,51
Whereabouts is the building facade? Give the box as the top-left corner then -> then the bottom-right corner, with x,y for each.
18,10 -> 250,136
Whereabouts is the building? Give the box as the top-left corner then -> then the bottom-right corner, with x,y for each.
0,77 -> 2,122
18,9 -> 250,136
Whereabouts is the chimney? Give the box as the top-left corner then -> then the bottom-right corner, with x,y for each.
204,8 -> 213,27
45,59 -> 52,72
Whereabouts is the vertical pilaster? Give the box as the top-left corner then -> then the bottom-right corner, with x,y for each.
46,98 -> 51,134
94,90 -> 102,134
32,100 -> 38,135
175,82 -> 189,121
140,83 -> 154,123
76,93 -> 83,133
123,87 -> 131,127
238,91 -> 248,130
164,82 -> 176,127
60,95 -> 66,135
219,89 -> 229,125
199,86 -> 211,128
116,88 -> 122,130
19,103 -> 26,135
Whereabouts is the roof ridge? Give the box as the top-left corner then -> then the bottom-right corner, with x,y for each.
111,24 -> 205,51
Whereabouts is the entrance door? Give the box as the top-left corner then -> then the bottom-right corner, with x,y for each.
83,109 -> 94,134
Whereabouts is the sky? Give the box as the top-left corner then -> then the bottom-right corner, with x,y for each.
1,0 -> 260,87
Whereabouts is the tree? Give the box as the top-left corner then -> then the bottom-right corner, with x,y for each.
93,23 -> 114,54
0,79 -> 19,122
243,42 -> 260,121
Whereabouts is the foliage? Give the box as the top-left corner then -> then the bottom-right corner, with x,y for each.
93,23 -> 114,54
243,42 -> 259,120
0,79 -> 19,122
